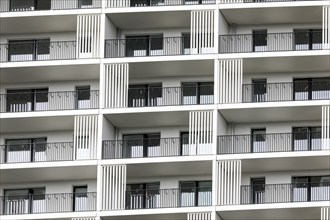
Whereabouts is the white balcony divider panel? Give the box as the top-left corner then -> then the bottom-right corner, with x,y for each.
107,0 -> 129,7
188,212 -> 212,220
191,10 -> 215,54
216,160 -> 241,205
101,165 -> 126,210
188,111 -> 213,155
72,218 -> 96,220
104,63 -> 129,108
219,59 -> 243,104
323,6 -> 330,49
322,106 -> 330,149
322,207 -> 330,220
77,15 -> 101,58
74,115 -> 98,160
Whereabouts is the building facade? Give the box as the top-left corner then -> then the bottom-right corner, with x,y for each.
0,0 -> 330,220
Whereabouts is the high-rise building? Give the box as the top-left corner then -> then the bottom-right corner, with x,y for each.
0,0 -> 329,220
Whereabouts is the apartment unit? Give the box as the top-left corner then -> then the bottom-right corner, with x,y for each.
0,0 -> 329,220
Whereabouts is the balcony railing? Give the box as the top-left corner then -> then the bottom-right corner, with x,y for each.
0,142 -> 74,164
102,137 -> 213,159
105,36 -> 214,58
127,85 -> 214,107
219,31 -> 323,53
217,132 -> 328,154
107,0 -> 216,7
0,41 -> 76,62
241,182 -> 330,205
125,187 -> 212,210
220,0 -> 325,3
0,192 -> 96,215
0,90 -> 99,113
0,0 -> 102,12
242,80 -> 330,103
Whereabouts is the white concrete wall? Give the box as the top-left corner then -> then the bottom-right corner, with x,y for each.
127,175 -> 212,189
105,16 -> 118,39
130,76 -> 214,88
120,28 -> 190,39
0,32 -> 76,43
231,120 -> 321,135
235,23 -> 322,35
243,71 -> 330,84
102,117 -> 116,140
118,126 -> 188,139
0,131 -> 74,145
1,80 -> 99,94
242,170 -> 330,185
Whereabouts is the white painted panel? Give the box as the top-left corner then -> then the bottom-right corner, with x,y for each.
104,63 -> 129,108
188,212 -> 212,220
322,207 -> 330,220
101,165 -> 126,210
191,10 -> 215,54
72,218 -> 96,220
74,115 -> 98,160
216,160 -> 241,205
107,0 -> 130,7
219,59 -> 243,104
189,111 -> 213,155
77,15 -> 101,58
323,6 -> 330,49
322,106 -> 330,149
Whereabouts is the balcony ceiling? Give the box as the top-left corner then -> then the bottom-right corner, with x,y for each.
103,213 -> 186,220
106,11 -> 190,29
221,6 -> 322,25
219,104 -> 324,123
241,155 -> 330,173
104,110 -> 190,128
126,161 -> 212,178
0,165 -> 97,184
0,115 -> 74,133
243,55 -> 330,74
0,64 -> 100,83
129,59 -> 214,79
219,206 -> 322,220
0,15 -> 76,34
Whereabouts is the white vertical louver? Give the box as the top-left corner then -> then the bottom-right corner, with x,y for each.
101,165 -> 127,210
187,212 -> 212,220
216,160 -> 241,205
77,15 -> 101,58
74,115 -> 98,160
218,59 -> 243,104
72,218 -> 96,220
188,111 -> 213,155
323,6 -> 330,49
322,106 -> 330,149
322,207 -> 330,220
191,10 -> 215,54
104,64 -> 129,108
106,0 -> 129,7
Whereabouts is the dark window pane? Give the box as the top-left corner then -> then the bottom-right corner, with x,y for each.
253,30 -> 267,47
150,35 -> 163,50
36,39 -> 50,55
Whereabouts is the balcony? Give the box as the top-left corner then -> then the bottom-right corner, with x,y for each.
0,90 -> 99,113
102,137 -> 213,159
241,80 -> 330,103
219,30 -> 323,54
0,142 -> 75,164
125,187 -> 212,210
105,36 -> 214,58
0,192 -> 96,215
217,131 -> 330,155
0,0 -> 102,12
107,0 -> 215,7
240,182 -> 330,205
126,85 -> 214,108
0,40 -> 76,62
